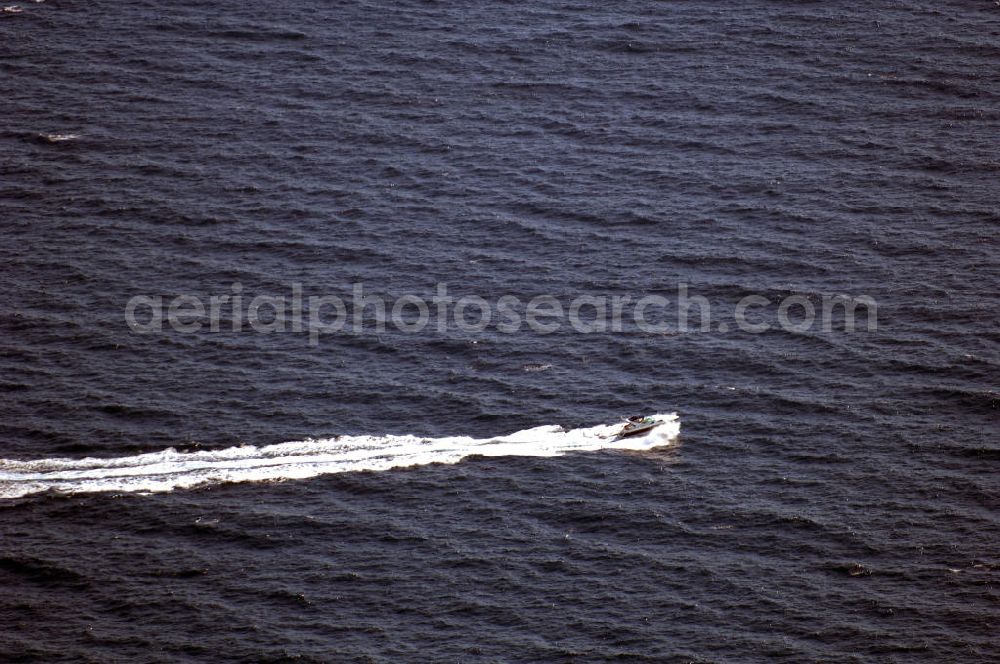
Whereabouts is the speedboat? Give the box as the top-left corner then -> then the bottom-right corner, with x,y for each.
38,133 -> 78,143
613,415 -> 663,441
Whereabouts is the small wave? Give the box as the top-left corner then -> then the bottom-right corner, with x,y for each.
207,29 -> 308,42
0,414 -> 679,499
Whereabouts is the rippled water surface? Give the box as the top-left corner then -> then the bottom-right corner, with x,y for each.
1,0 -> 998,661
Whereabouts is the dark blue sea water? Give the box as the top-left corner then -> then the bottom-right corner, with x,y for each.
1,0 -> 998,661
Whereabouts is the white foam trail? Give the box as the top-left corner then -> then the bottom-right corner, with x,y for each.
0,414 -> 679,498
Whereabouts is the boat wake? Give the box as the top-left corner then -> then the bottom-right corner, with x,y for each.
0,414 -> 679,498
